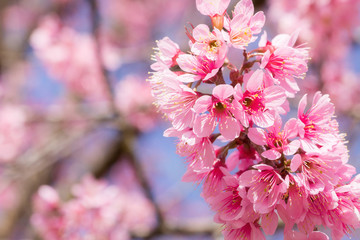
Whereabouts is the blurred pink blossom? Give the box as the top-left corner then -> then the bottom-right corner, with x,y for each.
0,105 -> 27,162
32,175 -> 156,240
115,75 -> 158,131
30,15 -> 120,102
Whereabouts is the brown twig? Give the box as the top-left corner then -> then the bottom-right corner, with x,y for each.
0,124 -> 94,238
86,0 -> 117,115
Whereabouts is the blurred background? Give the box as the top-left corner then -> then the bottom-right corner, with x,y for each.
0,0 -> 359,239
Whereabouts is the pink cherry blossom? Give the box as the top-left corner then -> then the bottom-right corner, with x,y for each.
193,84 -> 241,140
149,69 -> 198,130
233,70 -> 287,128
206,168 -> 249,222
248,117 -> 300,160
227,0 -> 265,49
258,32 -> 309,98
326,189 -> 360,240
260,48 -> 307,98
292,153 -> 340,195
32,176 -> 156,240
201,160 -> 227,198
297,92 -> 338,152
239,164 -> 288,214
151,36 -> 181,71
176,54 -> 224,83
191,24 -> 228,61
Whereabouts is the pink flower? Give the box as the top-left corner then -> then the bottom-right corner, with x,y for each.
293,190 -> 339,235
227,0 -> 265,49
191,24 -> 228,61
176,54 -> 224,82
239,164 -> 288,214
233,70 -> 287,128
297,92 -> 338,152
248,117 -> 300,160
193,84 -> 242,140
291,153 -> 340,195
258,31 -> 309,98
151,37 -> 181,71
149,70 -> 198,130
260,47 -> 308,98
207,168 -> 248,222
326,189 -> 360,240
32,176 -> 156,240
258,31 -> 309,60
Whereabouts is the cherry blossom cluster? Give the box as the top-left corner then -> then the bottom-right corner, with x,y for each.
32,175 -> 156,240
149,0 -> 360,239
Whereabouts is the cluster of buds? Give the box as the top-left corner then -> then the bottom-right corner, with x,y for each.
149,0 -> 360,239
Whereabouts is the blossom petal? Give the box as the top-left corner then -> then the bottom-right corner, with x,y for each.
261,211 -> 278,235
177,54 -> 198,73
233,83 -> 243,100
249,11 -> 265,34
290,154 -> 302,172
298,94 -> 307,117
246,69 -> 264,92
219,116 -> 240,140
234,0 -> 254,18
200,138 -> 216,168
177,73 -> 200,83
284,140 -> 300,155
213,84 -> 234,101
262,149 -> 281,160
193,114 -> 216,137
264,86 -> 286,108
238,170 -> 257,187
248,127 -> 267,145
192,24 -> 210,41
299,138 -> 319,153
251,110 -> 275,128
283,118 -> 300,139
193,95 -> 212,113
